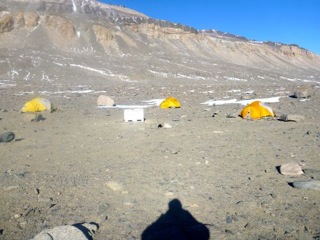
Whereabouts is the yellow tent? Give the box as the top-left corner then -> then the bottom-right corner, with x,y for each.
21,98 -> 52,113
160,97 -> 181,109
240,101 -> 274,120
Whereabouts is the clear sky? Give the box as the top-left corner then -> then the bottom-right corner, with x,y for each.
100,0 -> 320,55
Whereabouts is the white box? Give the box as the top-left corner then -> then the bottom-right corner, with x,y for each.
124,108 -> 144,122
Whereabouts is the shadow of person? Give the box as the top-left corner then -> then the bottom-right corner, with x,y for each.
141,199 -> 210,240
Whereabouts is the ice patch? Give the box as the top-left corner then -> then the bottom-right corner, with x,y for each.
98,105 -> 151,109
148,70 -> 168,78
39,90 -> 95,94
142,99 -> 165,106
201,96 -> 281,106
14,89 -> 106,96
70,64 -> 129,81
224,76 -> 247,82
280,76 -> 296,81
71,0 -> 77,12
98,98 -> 165,109
243,90 -> 254,94
201,99 -> 238,106
227,89 -> 241,93
202,90 -> 214,94
15,91 -> 35,96
0,80 -> 16,88
236,97 -> 281,105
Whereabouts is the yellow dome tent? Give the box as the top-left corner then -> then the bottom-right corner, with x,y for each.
21,98 -> 52,113
240,101 -> 274,120
160,97 -> 181,109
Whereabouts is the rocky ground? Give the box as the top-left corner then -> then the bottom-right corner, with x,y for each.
1,1 -> 320,239
0,78 -> 320,240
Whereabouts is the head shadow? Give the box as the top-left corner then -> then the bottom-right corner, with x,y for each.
141,198 -> 210,240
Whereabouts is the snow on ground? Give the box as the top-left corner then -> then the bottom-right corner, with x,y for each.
201,96 -> 281,106
97,105 -> 151,109
0,80 -> 16,88
223,76 -> 247,82
97,99 -> 165,109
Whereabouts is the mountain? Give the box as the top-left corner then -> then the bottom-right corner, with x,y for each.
0,0 -> 320,91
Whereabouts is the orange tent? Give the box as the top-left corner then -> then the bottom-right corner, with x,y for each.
240,101 -> 274,120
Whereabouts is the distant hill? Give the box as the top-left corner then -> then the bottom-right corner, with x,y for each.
0,0 -> 319,86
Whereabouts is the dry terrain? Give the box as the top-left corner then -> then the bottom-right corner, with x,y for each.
1,1 -> 320,239
1,78 -> 320,240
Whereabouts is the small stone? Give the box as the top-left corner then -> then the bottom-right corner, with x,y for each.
31,222 -> 98,240
158,123 -> 172,129
279,162 -> 304,176
0,132 -> 15,143
290,180 -> 320,190
240,95 -> 252,100
244,222 -> 251,229
270,193 -> 277,199
18,221 -> 27,229
224,229 -> 233,234
291,86 -> 310,99
106,181 -> 123,192
165,192 -> 174,196
97,95 -> 115,106
226,113 -> 236,118
163,123 -> 172,129
279,114 -> 305,122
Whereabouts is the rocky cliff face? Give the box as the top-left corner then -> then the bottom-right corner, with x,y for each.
0,0 -> 319,88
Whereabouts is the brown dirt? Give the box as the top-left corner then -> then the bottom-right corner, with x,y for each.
0,80 -> 320,240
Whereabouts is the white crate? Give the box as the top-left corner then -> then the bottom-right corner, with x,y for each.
124,108 -> 144,122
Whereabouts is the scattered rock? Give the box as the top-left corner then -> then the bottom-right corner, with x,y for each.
31,222 -> 98,240
226,113 -> 237,118
279,162 -> 304,176
0,132 -> 15,143
97,95 -> 115,106
158,123 -> 172,129
279,114 -> 305,122
106,181 -> 123,192
290,180 -> 320,190
290,86 -> 310,99
244,222 -> 251,229
240,95 -> 252,100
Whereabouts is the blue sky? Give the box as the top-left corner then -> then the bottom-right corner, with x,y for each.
100,0 -> 320,55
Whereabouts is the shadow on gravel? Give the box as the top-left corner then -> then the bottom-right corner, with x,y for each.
72,222 -> 99,240
141,199 -> 210,240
